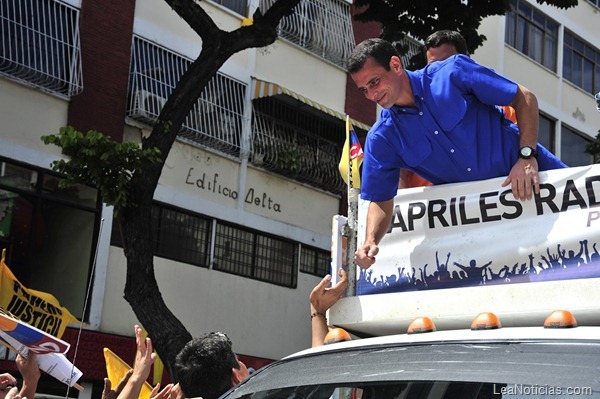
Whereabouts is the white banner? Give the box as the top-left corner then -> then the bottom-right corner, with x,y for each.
357,165 -> 600,295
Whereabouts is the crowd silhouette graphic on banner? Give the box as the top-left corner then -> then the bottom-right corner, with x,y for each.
357,239 -> 600,295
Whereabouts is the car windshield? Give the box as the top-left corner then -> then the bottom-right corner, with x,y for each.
230,382 -> 600,399
223,339 -> 600,399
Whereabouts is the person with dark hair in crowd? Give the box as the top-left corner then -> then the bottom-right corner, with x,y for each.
174,268 -> 348,399
423,29 -> 468,63
174,331 -> 247,399
348,38 -> 567,269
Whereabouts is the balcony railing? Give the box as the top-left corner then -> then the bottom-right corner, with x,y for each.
127,36 -> 347,194
127,35 -> 246,157
252,109 -> 345,194
397,35 -> 425,69
0,0 -> 83,98
260,0 -> 355,69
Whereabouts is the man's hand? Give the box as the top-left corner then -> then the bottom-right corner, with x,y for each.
4,387 -> 21,399
354,243 -> 378,269
131,325 -> 156,383
309,268 -> 349,314
15,354 -> 40,385
502,157 -> 539,201
16,353 -> 39,399
0,373 -> 17,399
102,370 -> 133,399
150,383 -> 174,399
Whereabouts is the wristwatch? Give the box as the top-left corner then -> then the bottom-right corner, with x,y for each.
519,145 -> 538,160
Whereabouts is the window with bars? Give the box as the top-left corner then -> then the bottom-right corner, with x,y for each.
299,245 -> 330,277
251,97 -> 351,194
505,0 -> 558,72
214,222 -> 298,288
152,206 -> 211,267
259,0 -> 355,69
111,203 -> 211,267
563,31 -> 600,96
0,0 -> 83,98
111,204 -> 329,288
560,125 -> 593,167
127,35 -> 247,157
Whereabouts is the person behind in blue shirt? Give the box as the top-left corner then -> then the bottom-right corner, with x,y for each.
348,38 -> 567,270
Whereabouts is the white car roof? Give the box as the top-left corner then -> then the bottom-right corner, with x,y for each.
285,326 -> 600,359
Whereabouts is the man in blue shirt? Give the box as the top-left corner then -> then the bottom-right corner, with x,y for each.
348,38 -> 567,269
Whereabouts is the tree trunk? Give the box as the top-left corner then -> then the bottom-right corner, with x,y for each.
120,198 -> 192,380
118,0 -> 302,381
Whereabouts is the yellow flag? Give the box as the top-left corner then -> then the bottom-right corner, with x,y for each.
338,116 -> 364,188
104,348 -> 153,399
0,249 -> 81,338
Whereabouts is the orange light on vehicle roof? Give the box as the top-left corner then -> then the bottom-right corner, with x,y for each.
544,310 -> 578,328
407,317 -> 436,334
324,327 -> 352,345
470,312 -> 502,330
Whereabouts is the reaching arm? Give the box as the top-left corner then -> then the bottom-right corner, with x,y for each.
102,370 -> 133,399
354,200 -> 394,269
309,268 -> 348,347
116,325 -> 156,399
15,354 -> 39,399
502,84 -> 540,201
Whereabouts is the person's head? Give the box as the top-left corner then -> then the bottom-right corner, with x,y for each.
424,30 -> 468,64
174,332 -> 249,399
348,38 -> 406,108
348,38 -> 400,74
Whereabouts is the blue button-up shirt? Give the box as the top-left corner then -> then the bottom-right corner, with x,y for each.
361,55 -> 567,202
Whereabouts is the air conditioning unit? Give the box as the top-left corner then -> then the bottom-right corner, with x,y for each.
131,90 -> 166,119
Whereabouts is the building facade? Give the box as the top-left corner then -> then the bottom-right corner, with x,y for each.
0,0 -> 598,398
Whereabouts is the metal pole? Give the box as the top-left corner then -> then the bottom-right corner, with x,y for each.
345,187 -> 359,296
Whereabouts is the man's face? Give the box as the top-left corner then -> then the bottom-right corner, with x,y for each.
426,43 -> 459,63
351,57 -> 404,109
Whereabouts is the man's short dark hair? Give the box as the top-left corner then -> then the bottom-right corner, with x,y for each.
174,332 -> 240,399
424,30 -> 468,56
348,38 -> 400,73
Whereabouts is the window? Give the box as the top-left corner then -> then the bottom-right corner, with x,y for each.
251,97 -> 353,194
0,158 -> 100,320
127,35 -> 247,157
560,125 -> 593,167
299,245 -> 330,277
563,31 -> 600,95
111,203 -> 211,267
152,206 -> 211,267
0,0 -> 83,98
112,204 -> 307,288
214,222 -> 297,287
587,0 -> 600,8
538,113 -> 556,153
505,0 -> 558,71
259,0 -> 355,69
